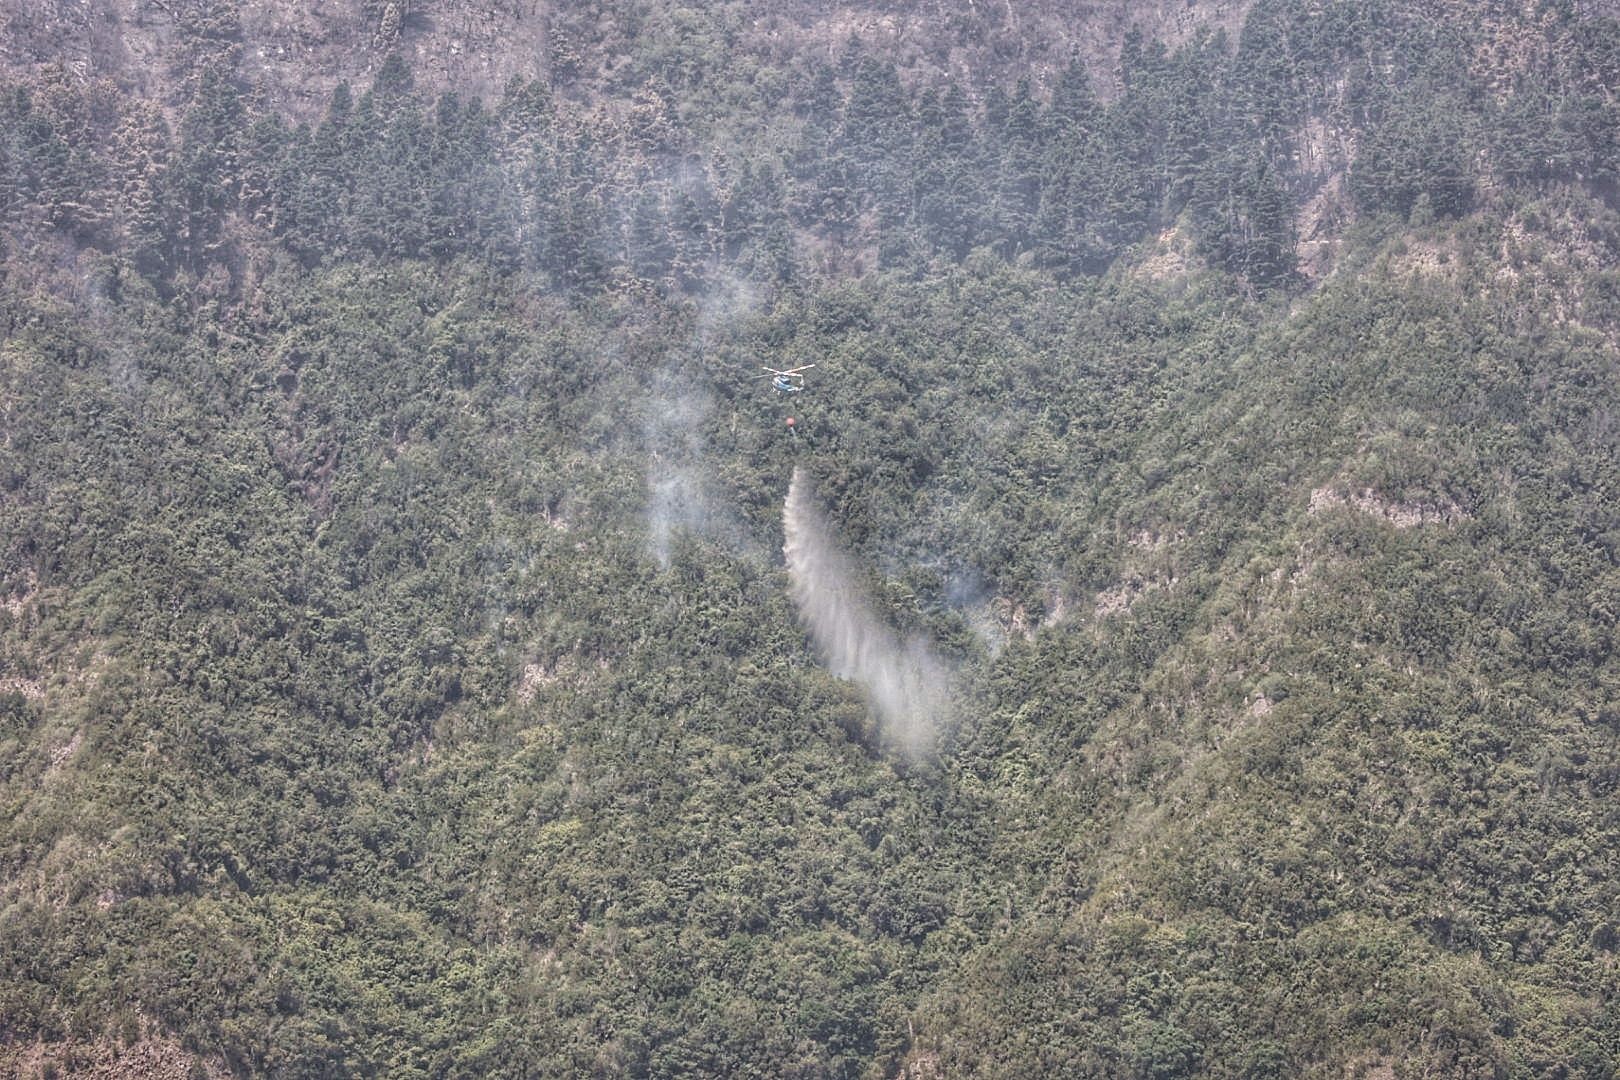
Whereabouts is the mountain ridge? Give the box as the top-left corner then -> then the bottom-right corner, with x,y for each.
3,1 -> 1620,1077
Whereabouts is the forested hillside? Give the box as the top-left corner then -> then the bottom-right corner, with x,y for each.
3,1 -> 1620,1077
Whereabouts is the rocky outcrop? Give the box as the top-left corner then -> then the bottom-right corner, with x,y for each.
0,0 -> 1252,117
0,0 -> 553,115
0,1026 -> 229,1080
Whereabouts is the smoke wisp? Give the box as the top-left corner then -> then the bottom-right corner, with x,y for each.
644,387 -> 718,568
783,468 -> 950,757
641,276 -> 763,567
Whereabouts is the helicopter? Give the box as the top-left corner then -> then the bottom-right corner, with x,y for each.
754,363 -> 816,393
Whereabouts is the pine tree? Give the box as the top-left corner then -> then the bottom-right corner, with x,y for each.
172,62 -> 243,271
352,97 -> 429,258
112,101 -> 172,277
237,112 -> 288,231
28,70 -> 114,242
842,55 -> 912,237
1192,151 -> 1296,287
282,84 -> 358,261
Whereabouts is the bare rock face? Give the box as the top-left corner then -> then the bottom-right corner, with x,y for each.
0,0 -> 140,84
0,0 -> 1252,117
0,1024 -> 230,1080
804,0 -> 1253,87
0,0 -> 553,115
233,0 -> 552,114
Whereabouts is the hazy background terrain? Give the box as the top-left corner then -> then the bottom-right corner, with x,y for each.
2,1 -> 1619,1076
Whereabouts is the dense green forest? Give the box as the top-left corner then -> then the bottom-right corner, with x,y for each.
3,0 -> 1620,1076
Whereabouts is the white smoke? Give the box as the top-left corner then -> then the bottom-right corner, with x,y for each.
642,276 -> 763,567
783,468 -> 951,757
644,388 -> 715,568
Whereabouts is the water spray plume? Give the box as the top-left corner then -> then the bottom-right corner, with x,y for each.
783,468 -> 950,757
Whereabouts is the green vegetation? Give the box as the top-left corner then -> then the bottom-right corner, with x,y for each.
3,1 -> 1620,1076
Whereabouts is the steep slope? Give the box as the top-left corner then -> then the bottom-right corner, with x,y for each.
4,1 -> 1620,1077
0,0 -> 1252,117
5,197 -> 1618,1076
910,205 -> 1620,1076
